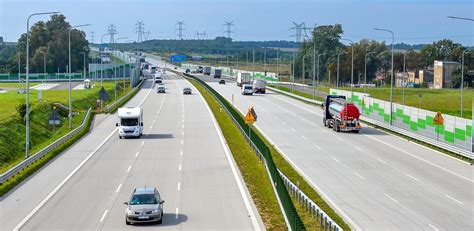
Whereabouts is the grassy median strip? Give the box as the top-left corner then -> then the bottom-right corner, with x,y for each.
189,79 -> 287,230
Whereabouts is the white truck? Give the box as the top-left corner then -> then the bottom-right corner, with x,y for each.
237,72 -> 252,87
253,79 -> 266,94
117,107 -> 144,139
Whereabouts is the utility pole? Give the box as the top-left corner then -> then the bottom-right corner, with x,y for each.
374,28 -> 395,125
365,51 -> 376,93
223,21 -> 235,40
317,53 -> 326,98
107,24 -> 117,44
136,21 -> 145,42
90,31 -> 95,44
337,52 -> 347,88
176,21 -> 185,40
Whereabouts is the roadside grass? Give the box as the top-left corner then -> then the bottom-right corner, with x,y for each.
0,81 -> 132,173
269,84 -> 326,102
0,82 -> 40,88
189,79 -> 287,230
0,110 -> 94,196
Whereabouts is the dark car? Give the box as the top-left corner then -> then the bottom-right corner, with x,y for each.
183,87 -> 192,95
124,187 -> 165,225
185,69 -> 190,73
219,79 -> 225,84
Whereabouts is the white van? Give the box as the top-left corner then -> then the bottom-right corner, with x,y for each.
242,84 -> 253,95
117,107 -> 144,139
237,72 -> 251,87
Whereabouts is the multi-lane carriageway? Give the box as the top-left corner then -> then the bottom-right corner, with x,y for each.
0,65 -> 263,230
190,72 -> 473,230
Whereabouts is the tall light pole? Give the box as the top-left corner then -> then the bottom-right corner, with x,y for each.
313,44 -> 316,99
69,24 -> 91,129
302,54 -> 305,85
337,52 -> 347,88
364,51 -> 376,93
340,38 -> 354,101
461,50 -> 470,117
80,52 -> 86,80
374,28 -> 394,125
317,53 -> 326,98
115,37 -> 128,98
402,52 -> 407,105
100,33 -> 111,86
447,16 -> 473,118
25,11 -> 59,159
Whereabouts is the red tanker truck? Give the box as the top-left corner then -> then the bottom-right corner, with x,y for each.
322,95 -> 361,133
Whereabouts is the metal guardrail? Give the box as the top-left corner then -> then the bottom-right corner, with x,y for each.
0,107 -> 93,184
104,79 -> 144,112
266,86 -> 473,161
280,171 -> 343,231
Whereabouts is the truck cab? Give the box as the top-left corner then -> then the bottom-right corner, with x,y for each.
117,107 -> 144,138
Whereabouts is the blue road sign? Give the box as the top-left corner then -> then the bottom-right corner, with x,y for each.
170,54 -> 186,62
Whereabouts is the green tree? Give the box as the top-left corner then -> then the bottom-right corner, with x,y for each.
8,14 -> 89,74
420,39 -> 465,65
16,102 -> 27,123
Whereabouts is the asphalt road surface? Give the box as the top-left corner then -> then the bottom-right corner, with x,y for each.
1,70 -> 262,230
195,74 -> 474,231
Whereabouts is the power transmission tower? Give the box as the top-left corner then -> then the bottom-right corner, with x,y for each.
290,22 -> 311,43
196,31 -> 207,40
175,21 -> 185,40
223,21 -> 235,40
144,31 -> 151,41
107,24 -> 118,44
90,31 -> 95,44
135,21 -> 145,42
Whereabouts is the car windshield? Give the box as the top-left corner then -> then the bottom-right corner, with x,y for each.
121,118 -> 138,126
245,86 -> 252,90
130,194 -> 158,205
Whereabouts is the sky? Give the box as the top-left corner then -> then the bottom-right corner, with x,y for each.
0,0 -> 473,46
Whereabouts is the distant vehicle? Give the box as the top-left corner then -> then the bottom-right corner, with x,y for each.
237,72 -> 252,87
143,64 -> 150,70
203,66 -> 211,75
214,69 -> 222,78
151,65 -> 157,74
155,72 -> 163,83
162,69 -> 166,74
157,84 -> 165,93
219,79 -> 225,84
139,57 -> 146,63
241,84 -> 253,95
253,79 -> 266,94
322,95 -> 361,133
117,107 -> 144,138
174,67 -> 177,70
124,187 -> 165,225
185,68 -> 190,73
196,66 -> 203,73
183,87 -> 192,95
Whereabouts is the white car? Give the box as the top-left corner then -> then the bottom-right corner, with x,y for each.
242,84 -> 253,95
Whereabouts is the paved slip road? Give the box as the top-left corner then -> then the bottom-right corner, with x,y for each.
0,70 -> 262,230
195,74 -> 474,231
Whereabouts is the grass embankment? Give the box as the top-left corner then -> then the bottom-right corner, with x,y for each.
0,81 -> 132,173
189,79 -> 286,230
190,77 -> 350,230
269,85 -> 326,102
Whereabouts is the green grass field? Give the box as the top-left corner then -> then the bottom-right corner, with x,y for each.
0,82 -> 40,88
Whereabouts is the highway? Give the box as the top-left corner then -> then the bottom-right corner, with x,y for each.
194,74 -> 474,230
1,68 -> 262,230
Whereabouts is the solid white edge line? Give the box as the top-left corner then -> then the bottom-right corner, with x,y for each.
190,79 -> 262,230
99,209 -> 108,222
13,128 -> 118,231
13,80 -> 154,230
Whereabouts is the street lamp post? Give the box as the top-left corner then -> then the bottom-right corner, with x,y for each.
302,54 -> 305,86
461,50 -> 470,117
402,52 -> 407,105
313,44 -> 316,99
317,53 -> 326,98
337,52 -> 347,88
80,52 -> 86,80
340,38 -> 354,101
374,28 -> 394,125
364,51 -> 376,93
114,37 -> 128,99
69,24 -> 90,129
100,33 -> 111,86
25,11 -> 59,158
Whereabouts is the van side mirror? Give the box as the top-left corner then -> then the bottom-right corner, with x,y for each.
140,122 -> 143,126
123,201 -> 128,205
160,200 -> 165,204
116,123 -> 119,127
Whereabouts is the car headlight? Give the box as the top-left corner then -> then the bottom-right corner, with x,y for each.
126,208 -> 133,215
152,209 -> 160,214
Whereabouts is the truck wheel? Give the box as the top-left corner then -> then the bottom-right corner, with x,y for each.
335,121 -> 341,132
119,135 -> 122,139
323,118 -> 327,126
352,130 -> 360,134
